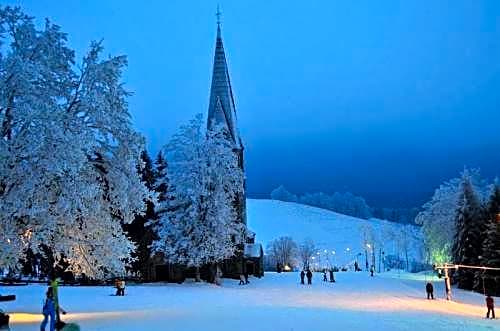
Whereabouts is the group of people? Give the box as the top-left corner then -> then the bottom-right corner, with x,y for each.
322,269 -> 336,283
300,269 -> 313,285
300,268 -> 336,285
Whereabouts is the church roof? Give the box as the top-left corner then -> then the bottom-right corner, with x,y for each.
207,24 -> 241,148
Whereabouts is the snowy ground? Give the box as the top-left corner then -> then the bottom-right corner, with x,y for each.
247,199 -> 423,265
2,272 -> 498,331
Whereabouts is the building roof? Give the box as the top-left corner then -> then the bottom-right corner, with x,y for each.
207,24 -> 241,149
244,243 -> 263,258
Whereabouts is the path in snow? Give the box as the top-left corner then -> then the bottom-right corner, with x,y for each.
2,272 -> 498,331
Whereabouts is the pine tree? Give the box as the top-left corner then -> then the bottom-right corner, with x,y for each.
124,151 -> 156,280
154,151 -> 169,205
477,184 -> 500,295
452,172 -> 485,290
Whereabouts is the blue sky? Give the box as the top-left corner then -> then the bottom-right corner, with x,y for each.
5,0 -> 500,207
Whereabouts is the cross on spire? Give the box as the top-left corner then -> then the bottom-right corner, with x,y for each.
216,5 -> 222,27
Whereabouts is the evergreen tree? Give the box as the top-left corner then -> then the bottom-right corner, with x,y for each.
155,151 -> 170,205
477,184 -> 500,295
124,151 -> 156,280
452,172 -> 485,290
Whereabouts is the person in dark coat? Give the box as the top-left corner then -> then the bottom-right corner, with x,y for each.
425,282 -> 434,300
486,294 -> 495,319
323,270 -> 328,282
300,270 -> 305,285
354,261 -> 359,272
244,271 -> 250,285
370,265 -> 374,277
306,269 -> 313,285
329,269 -> 335,283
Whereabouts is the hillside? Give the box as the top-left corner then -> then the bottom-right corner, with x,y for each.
246,199 -> 423,267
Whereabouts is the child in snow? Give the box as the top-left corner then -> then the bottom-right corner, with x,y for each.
426,282 -> 434,300
300,270 -> 305,285
239,274 -> 245,285
323,270 -> 327,282
370,265 -> 374,277
486,294 -> 495,319
118,279 -> 126,296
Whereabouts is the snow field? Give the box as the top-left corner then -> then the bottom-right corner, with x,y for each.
3,272 -> 497,331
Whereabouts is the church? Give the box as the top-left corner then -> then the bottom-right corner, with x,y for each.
151,15 -> 263,282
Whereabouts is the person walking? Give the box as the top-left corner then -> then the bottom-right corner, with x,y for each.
300,270 -> 305,285
306,269 -> 313,285
244,271 -> 250,285
322,270 -> 328,282
114,278 -> 120,296
329,269 -> 335,283
370,265 -> 374,277
425,282 -> 434,300
49,276 -> 61,326
118,279 -> 126,296
239,274 -> 245,285
486,294 -> 495,319
40,287 -> 56,331
354,261 -> 359,272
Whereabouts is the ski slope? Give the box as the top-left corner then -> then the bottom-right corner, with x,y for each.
247,199 -> 423,265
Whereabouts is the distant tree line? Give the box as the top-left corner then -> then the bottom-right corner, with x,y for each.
270,185 -> 418,223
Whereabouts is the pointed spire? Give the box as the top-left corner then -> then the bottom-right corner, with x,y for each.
216,4 -> 222,28
207,7 -> 241,148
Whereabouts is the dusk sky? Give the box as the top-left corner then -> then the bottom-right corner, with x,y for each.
7,0 -> 500,208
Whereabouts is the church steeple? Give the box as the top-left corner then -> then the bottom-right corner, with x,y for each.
207,8 -> 241,148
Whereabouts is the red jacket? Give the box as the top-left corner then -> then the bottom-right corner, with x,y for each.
486,296 -> 494,309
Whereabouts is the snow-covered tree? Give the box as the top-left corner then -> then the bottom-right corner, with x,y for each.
452,173 -> 485,290
0,7 -> 151,278
152,115 -> 245,281
298,238 -> 316,269
416,169 -> 487,265
266,236 -> 297,269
